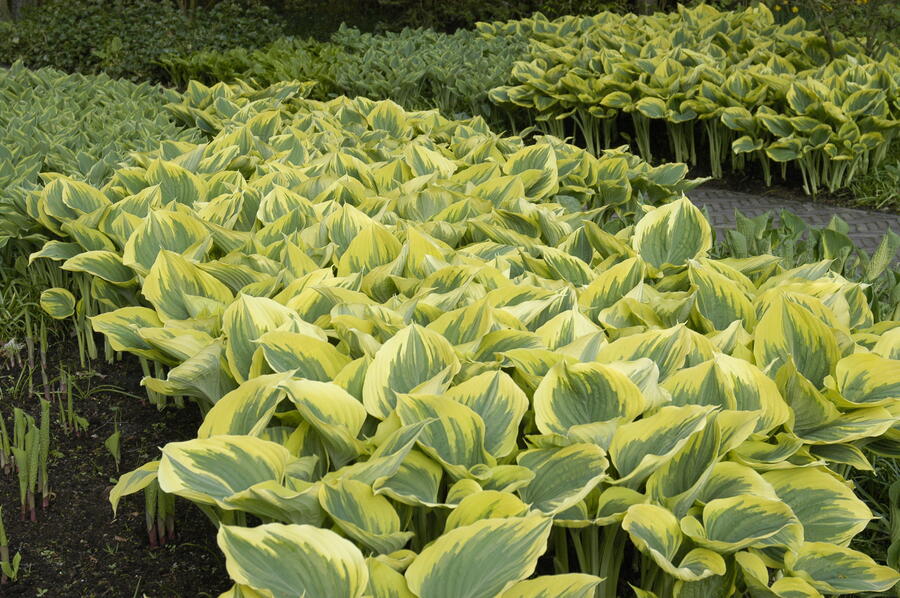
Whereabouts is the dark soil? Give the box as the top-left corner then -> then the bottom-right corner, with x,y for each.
0,336 -> 229,598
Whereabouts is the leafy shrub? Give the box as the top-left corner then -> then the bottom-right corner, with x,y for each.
534,0 -> 627,17
373,0 -> 541,31
15,79 -> 898,597
0,0 -> 284,81
272,0 -> 621,34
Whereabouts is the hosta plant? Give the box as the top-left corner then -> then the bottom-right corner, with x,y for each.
25,84 -> 900,597
712,209 -> 900,322
158,26 -> 529,130
484,4 -> 899,194
0,61 -> 200,249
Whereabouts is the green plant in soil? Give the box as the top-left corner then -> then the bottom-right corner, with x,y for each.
0,411 -> 10,475
844,140 -> 900,212
5,401 -> 53,521
38,398 -> 51,509
105,420 -> 122,472
0,506 -> 22,584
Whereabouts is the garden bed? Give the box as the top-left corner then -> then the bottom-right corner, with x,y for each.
0,341 -> 228,597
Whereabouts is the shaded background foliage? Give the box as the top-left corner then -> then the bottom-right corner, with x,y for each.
0,0 -> 894,81
0,0 -> 625,78
0,0 -> 285,80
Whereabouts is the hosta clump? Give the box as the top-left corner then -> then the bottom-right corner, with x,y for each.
483,4 -> 899,194
29,85 -> 900,597
712,210 -> 900,323
157,37 -> 345,95
0,62 -> 201,246
328,26 -> 529,123
158,26 -> 529,128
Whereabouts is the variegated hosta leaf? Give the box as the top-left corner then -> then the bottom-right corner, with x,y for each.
697,462 -> 778,504
90,307 -> 165,361
396,393 -> 492,479
662,353 -> 790,433
223,294 -> 308,383
280,378 -> 367,466
343,420 -> 431,486
872,327 -> 900,360
775,359 -> 841,436
40,287 -> 76,319
645,416 -> 721,518
373,449 -> 444,507
737,551 -> 815,598
503,143 -> 559,199
589,486 -> 646,525
632,197 -> 712,269
318,478 -> 413,554
754,295 -> 839,388
609,404 -> 714,486
596,325 -> 711,380
427,301 -> 495,348
157,435 -> 291,508
786,542 -> 900,594
253,330 -> 351,381
829,352 -> 900,407
404,515 -> 553,598
680,495 -> 799,553
622,504 -> 725,581
442,371 -> 528,458
534,360 -> 646,437
146,158 -> 208,206
226,480 -> 324,526
795,405 -> 895,445
143,250 -> 234,322
629,586 -> 658,598
444,490 -> 529,532
143,340 -> 237,405
218,583 -> 274,598
122,208 -> 209,275
671,569 -> 737,598
516,443 -> 608,514
762,468 -> 872,545
198,372 -> 292,439
578,257 -> 645,320
62,250 -> 135,285
363,324 -> 461,419
337,224 -> 402,276
109,460 -> 159,515
366,557 -> 416,598
688,259 -> 756,332
500,574 -> 604,598
138,326 -> 216,363
218,523 -> 369,598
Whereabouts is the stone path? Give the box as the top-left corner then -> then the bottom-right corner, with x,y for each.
688,184 -> 900,256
